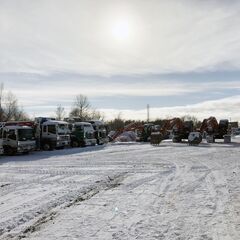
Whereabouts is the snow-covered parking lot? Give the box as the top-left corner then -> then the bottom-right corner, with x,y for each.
0,139 -> 240,240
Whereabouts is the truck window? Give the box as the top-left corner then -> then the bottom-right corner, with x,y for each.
43,126 -> 47,133
8,130 -> 17,140
3,130 -> 6,138
48,125 -> 56,134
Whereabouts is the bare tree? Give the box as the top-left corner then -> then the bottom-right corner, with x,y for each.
69,94 -> 91,120
0,84 -> 28,121
4,91 -> 18,121
91,109 -> 105,121
0,83 -> 4,121
55,104 -> 66,120
107,112 -> 125,131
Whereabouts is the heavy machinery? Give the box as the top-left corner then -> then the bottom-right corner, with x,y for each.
137,123 -> 155,142
172,120 -> 193,143
35,117 -> 70,150
150,118 -> 193,145
0,121 -> 36,155
188,117 -> 230,145
69,122 -> 96,147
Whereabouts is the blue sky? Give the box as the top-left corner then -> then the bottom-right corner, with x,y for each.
0,0 -> 240,120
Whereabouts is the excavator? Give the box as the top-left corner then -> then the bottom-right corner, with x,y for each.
150,118 -> 193,145
188,116 -> 229,145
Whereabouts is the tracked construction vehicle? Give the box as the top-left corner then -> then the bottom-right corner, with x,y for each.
188,117 -> 230,145
0,121 -> 36,155
137,123 -> 155,142
35,117 -> 70,151
69,122 -> 96,147
172,120 -> 193,143
150,118 -> 193,145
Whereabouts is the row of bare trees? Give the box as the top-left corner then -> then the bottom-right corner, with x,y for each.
0,84 -> 28,122
55,94 -> 104,121
0,83 -> 201,127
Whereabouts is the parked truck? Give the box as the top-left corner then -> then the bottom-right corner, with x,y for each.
0,121 -> 36,155
69,122 -> 97,147
35,117 -> 70,150
87,120 -> 108,145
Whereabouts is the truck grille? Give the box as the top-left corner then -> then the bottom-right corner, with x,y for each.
59,135 -> 70,141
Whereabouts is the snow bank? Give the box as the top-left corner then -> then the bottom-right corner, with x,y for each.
115,131 -> 137,142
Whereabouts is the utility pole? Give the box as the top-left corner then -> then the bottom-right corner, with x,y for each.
147,104 -> 150,123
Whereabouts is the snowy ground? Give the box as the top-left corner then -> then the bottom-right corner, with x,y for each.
0,139 -> 240,240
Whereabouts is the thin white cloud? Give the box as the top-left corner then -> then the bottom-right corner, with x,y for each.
6,78 -> 240,108
0,0 -> 240,75
99,95 -> 240,121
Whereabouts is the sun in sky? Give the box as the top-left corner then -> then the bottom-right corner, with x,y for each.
111,19 -> 130,41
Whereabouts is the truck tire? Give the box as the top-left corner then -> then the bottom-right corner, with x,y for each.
4,147 -> 17,156
42,142 -> 52,151
71,140 -> 79,148
80,141 -> 86,147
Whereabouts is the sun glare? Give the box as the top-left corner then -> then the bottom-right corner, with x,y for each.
112,20 -> 130,41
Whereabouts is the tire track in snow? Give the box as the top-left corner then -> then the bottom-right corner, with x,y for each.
0,173 -> 128,240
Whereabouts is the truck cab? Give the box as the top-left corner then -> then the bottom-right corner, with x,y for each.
1,124 -> 36,155
35,118 -> 70,150
87,120 -> 108,145
70,122 -> 96,147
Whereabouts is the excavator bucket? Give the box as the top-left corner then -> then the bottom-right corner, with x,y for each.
188,132 -> 202,145
150,132 -> 163,145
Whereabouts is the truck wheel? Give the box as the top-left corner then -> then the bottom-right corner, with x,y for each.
80,142 -> 86,147
43,143 -> 51,151
56,146 -> 64,150
71,141 -> 79,148
4,147 -> 17,156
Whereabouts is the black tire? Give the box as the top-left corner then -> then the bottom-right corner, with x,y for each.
42,143 -> 52,151
4,147 -> 17,156
80,141 -> 86,147
71,140 -> 79,148
23,151 -> 30,155
56,146 -> 64,150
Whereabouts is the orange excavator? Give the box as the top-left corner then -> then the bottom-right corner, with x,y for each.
199,116 -> 229,142
188,116 -> 229,145
150,118 -> 193,145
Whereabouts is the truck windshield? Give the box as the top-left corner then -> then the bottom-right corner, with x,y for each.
18,129 -> 35,141
58,124 -> 68,135
84,126 -> 94,139
74,125 -> 83,131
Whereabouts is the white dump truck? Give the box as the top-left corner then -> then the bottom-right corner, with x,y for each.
35,117 -> 70,150
0,121 -> 36,155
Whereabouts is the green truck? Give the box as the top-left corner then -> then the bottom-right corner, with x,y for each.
69,122 -> 97,147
